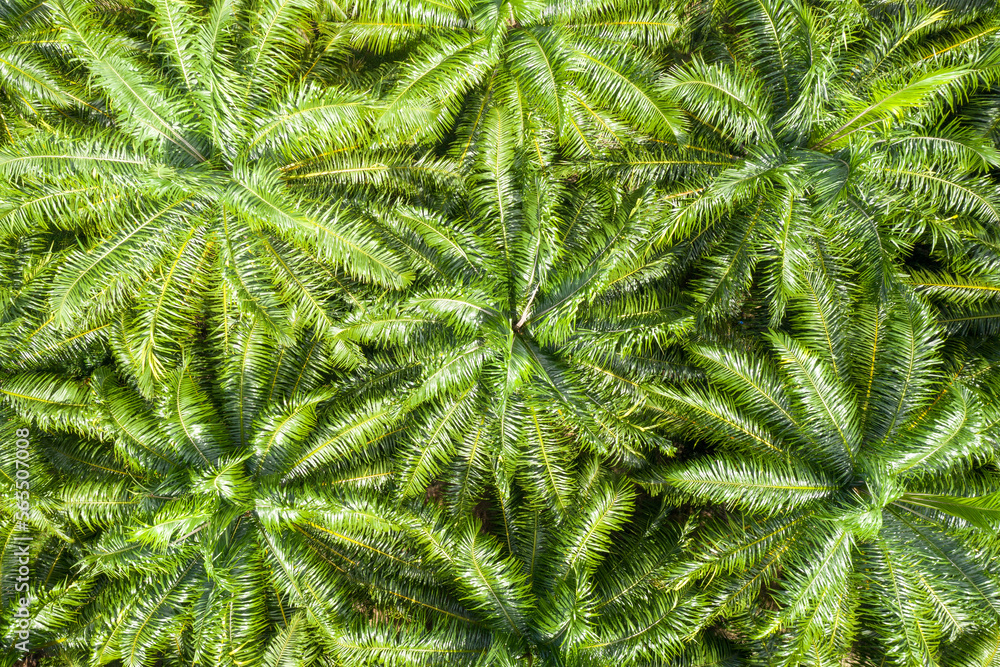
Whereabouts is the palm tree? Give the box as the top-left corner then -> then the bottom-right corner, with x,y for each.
0,0 -> 97,143
1,330 -> 406,665
345,0 -> 684,161
0,0 -> 423,394
316,474 -> 738,667
2,327 -> 742,667
3,2 -> 1000,666
647,272 -> 1000,665
624,0 -> 1000,324
336,123 -> 693,515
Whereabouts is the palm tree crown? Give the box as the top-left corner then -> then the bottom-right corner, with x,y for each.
0,0 -> 418,392
636,1 -> 1000,324
352,0 -> 683,159
652,273 -> 1000,664
342,133 -> 693,515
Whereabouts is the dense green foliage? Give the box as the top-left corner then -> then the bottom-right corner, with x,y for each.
1,0 -> 1000,665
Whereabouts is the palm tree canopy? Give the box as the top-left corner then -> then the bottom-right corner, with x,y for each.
4,332 -> 734,667
625,1 -> 1000,326
1,2 -> 1000,666
648,272 -> 1000,664
0,0 -> 428,394
347,0 -> 684,158
340,137 -> 694,514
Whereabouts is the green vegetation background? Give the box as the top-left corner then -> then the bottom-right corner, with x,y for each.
2,0 -> 1000,665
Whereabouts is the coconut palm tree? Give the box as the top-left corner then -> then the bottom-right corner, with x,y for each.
647,271 -> 1000,665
